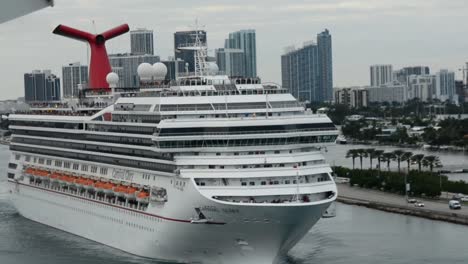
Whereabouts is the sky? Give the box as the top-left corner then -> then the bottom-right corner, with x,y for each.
0,0 -> 467,100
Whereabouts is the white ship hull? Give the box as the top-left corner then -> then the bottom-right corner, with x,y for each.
8,180 -> 331,264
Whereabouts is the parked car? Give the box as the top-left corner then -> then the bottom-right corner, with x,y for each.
449,200 -> 462,210
460,196 -> 468,202
414,201 -> 424,207
407,198 -> 417,204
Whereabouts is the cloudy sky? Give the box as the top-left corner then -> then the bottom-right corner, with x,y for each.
0,0 -> 467,100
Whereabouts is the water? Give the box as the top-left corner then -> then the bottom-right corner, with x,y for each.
324,144 -> 468,181
1,145 -> 468,264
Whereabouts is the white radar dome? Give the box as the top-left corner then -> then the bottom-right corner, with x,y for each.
137,63 -> 156,81
106,72 -> 119,86
206,62 -> 219,75
153,62 -> 168,80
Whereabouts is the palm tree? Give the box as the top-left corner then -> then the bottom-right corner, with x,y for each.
374,150 -> 385,171
392,150 -> 406,174
355,149 -> 367,170
410,154 -> 425,172
401,152 -> 413,173
346,149 -> 360,170
366,148 -> 377,169
422,155 -> 442,173
382,152 -> 395,171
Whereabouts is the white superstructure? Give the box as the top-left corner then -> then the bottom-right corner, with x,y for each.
6,39 -> 338,263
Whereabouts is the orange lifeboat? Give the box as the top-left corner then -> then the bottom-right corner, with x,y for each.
83,179 -> 95,190
136,190 -> 150,203
124,187 -> 137,199
113,185 -> 127,197
102,182 -> 115,194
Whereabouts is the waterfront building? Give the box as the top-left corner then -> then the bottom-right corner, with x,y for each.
370,64 -> 393,86
435,70 -> 458,104
455,80 -> 467,104
394,66 -> 430,85
334,87 -> 368,108
317,29 -> 333,102
215,48 -> 245,77
62,62 -> 88,98
281,29 -> 333,103
109,53 -> 160,87
161,57 -> 186,80
224,29 -> 257,77
174,30 -> 207,72
130,28 -> 154,55
24,70 -> 60,102
407,75 -> 435,102
281,42 -> 319,103
367,82 -> 407,103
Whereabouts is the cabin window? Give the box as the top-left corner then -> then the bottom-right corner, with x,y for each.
241,182 -> 247,186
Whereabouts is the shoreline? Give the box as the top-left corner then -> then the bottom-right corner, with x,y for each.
337,184 -> 468,226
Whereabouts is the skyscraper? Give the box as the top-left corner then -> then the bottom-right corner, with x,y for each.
174,30 -> 207,72
394,66 -> 430,85
130,28 -> 154,55
24,70 -> 60,102
109,53 -> 160,87
317,29 -> 333,102
281,30 -> 333,103
435,69 -> 457,104
62,62 -> 88,98
215,48 -> 245,77
224,29 -> 257,77
370,65 -> 393,86
281,42 -> 319,103
161,57 -> 186,80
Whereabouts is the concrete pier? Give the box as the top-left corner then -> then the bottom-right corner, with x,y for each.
337,183 -> 468,226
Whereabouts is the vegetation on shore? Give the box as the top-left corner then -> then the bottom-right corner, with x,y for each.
337,148 -> 468,198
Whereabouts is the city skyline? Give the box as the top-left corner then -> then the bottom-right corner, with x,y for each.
1,0 -> 467,100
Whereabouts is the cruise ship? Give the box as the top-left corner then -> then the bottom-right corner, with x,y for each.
6,30 -> 338,264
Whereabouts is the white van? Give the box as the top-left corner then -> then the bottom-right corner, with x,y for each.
449,200 -> 461,210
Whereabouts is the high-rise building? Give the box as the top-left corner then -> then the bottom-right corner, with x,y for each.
281,30 -> 333,103
435,69 -> 457,104
370,65 -> 393,86
62,62 -> 88,98
407,75 -> 435,102
281,42 -> 319,103
109,53 -> 160,87
224,29 -> 257,77
394,66 -> 430,85
334,87 -> 368,108
24,70 -> 60,102
317,29 -> 333,102
161,58 -> 186,80
174,30 -> 207,73
367,82 -> 407,103
130,28 -> 154,55
215,48 -> 245,77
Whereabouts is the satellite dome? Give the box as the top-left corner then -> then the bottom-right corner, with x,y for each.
153,62 -> 168,80
206,62 -> 219,75
137,63 -> 156,81
106,72 -> 119,87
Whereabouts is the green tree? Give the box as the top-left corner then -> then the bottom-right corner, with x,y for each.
346,149 -> 360,170
355,149 -> 367,170
392,150 -> 406,174
382,152 -> 395,172
374,150 -> 385,171
411,154 -> 425,172
422,155 -> 442,173
365,148 -> 377,169
401,152 -> 413,173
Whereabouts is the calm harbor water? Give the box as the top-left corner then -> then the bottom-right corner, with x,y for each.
1,144 -> 468,264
